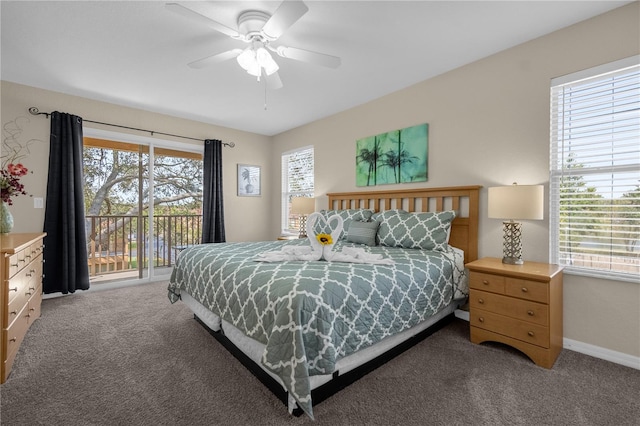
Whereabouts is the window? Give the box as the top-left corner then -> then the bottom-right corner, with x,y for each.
550,56 -> 640,281
281,146 -> 314,234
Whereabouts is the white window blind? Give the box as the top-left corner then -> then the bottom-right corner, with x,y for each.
550,56 -> 640,281
281,147 -> 314,233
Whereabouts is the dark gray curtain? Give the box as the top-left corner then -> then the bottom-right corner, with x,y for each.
43,112 -> 90,294
201,139 -> 226,243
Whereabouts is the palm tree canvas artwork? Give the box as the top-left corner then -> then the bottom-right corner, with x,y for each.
356,123 -> 428,186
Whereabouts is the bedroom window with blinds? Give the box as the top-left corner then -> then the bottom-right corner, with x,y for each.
281,146 -> 314,234
549,56 -> 640,282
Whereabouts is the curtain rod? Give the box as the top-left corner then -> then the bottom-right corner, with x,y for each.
28,107 -> 235,148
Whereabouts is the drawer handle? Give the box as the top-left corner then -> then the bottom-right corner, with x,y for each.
478,298 -> 485,304
9,337 -> 16,343
19,259 -> 26,263
482,280 -> 489,285
26,272 -> 33,277
521,287 -> 529,293
29,286 -> 36,291
10,262 -> 18,267
29,308 -> 35,312
527,310 -> 534,316
10,310 -> 17,316
25,291 -> 32,296
528,331 -> 535,337
9,287 -> 18,292
25,254 -> 31,259
478,317 -> 485,323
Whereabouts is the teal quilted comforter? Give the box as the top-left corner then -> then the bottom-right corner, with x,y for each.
168,239 -> 467,418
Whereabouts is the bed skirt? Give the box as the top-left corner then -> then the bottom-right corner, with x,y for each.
182,293 -> 462,415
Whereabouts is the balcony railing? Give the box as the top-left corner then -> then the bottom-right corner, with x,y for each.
86,214 -> 202,278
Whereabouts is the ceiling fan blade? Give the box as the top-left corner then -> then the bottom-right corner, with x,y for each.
166,3 -> 241,39
261,1 -> 309,40
274,46 -> 341,69
187,49 -> 243,69
265,71 -> 283,90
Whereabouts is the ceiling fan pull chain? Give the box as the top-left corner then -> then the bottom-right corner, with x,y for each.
264,79 -> 268,110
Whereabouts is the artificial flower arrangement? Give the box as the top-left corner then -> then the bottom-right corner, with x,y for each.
1,118 -> 35,205
1,162 -> 29,205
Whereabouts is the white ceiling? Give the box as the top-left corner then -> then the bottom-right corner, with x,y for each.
1,1 -> 630,136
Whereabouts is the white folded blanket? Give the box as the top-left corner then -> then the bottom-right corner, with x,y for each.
254,245 -> 322,262
324,246 -> 395,265
254,244 -> 394,265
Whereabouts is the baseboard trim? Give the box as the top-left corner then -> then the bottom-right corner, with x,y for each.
563,338 -> 640,370
454,309 -> 639,370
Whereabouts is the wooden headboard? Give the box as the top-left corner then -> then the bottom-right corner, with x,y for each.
326,185 -> 481,264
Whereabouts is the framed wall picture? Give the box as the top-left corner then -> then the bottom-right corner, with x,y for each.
356,123 -> 428,186
237,164 -> 261,196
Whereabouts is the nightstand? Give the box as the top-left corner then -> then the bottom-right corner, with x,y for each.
466,257 -> 563,368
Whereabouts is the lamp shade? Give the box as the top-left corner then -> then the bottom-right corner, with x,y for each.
488,184 -> 544,220
291,197 -> 315,215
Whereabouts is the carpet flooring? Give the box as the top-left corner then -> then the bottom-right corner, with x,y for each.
1,280 -> 638,425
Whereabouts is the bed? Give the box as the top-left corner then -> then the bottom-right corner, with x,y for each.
167,185 -> 480,418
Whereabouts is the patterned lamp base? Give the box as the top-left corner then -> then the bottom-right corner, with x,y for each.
298,215 -> 308,238
502,221 -> 523,265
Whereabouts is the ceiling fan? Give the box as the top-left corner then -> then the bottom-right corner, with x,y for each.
166,1 -> 341,89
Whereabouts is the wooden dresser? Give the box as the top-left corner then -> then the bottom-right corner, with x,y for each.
0,232 -> 46,383
466,257 -> 563,369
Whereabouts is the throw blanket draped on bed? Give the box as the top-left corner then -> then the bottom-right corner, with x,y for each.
167,239 -> 467,419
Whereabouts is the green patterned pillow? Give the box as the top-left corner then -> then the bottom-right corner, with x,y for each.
314,209 -> 374,240
372,210 -> 456,251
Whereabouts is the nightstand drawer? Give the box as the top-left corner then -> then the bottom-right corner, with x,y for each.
469,272 -> 505,294
469,289 -> 548,326
471,309 -> 550,348
505,278 -> 548,303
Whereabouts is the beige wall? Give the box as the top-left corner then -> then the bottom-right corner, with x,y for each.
0,81 -> 273,242
272,3 -> 640,359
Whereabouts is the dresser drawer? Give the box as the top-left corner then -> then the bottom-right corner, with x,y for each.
469,289 -> 549,326
25,256 -> 42,294
3,303 -> 29,367
30,241 -> 44,260
470,309 -> 550,348
469,272 -> 505,294
7,252 -> 21,278
27,282 -> 42,323
6,278 -> 29,327
505,278 -> 548,303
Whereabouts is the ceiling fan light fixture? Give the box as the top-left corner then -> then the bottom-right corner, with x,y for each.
237,48 -> 256,71
256,47 -> 279,75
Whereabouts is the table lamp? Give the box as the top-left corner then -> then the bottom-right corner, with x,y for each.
488,183 -> 544,265
291,197 -> 315,238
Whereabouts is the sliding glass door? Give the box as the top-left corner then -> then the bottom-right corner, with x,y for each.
83,134 -> 203,284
